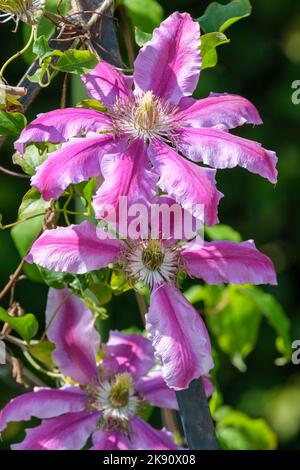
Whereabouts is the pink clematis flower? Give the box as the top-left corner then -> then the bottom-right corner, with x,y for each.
26,198 -> 277,390
15,12 -> 277,225
0,288 -> 183,450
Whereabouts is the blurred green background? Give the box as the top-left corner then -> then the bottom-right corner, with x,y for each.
1,0 -> 300,450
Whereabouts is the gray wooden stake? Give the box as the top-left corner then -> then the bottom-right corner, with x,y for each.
176,378 -> 219,450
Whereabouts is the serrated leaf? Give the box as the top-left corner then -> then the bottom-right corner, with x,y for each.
134,27 -> 152,46
55,50 -> 98,74
0,110 -> 27,137
201,32 -> 230,69
0,307 -> 38,343
198,0 -> 252,33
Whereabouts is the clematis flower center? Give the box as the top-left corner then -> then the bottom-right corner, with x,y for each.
0,0 -> 45,25
108,373 -> 133,408
110,91 -> 179,142
134,91 -> 159,132
88,373 -> 138,423
122,239 -> 180,288
141,239 -> 165,271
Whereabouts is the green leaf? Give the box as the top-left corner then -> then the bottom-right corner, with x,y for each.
82,178 -> 96,206
0,110 -> 27,137
122,0 -> 163,32
184,285 -> 207,304
134,27 -> 152,46
217,427 -> 253,450
205,284 -> 291,368
240,286 -> 292,362
55,50 -> 98,74
76,99 -> 107,112
110,270 -> 132,295
206,286 -> 261,370
215,406 -> 277,450
27,67 -> 44,84
201,32 -> 230,69
11,189 -> 50,264
198,0 -> 252,33
68,275 -> 89,296
205,223 -> 242,242
13,144 -> 48,176
0,307 -> 38,343
89,282 -> 113,305
18,188 -> 50,220
81,289 -> 108,319
29,340 -> 55,368
33,35 -> 52,58
38,267 -> 71,289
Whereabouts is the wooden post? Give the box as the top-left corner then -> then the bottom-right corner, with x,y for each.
176,378 -> 219,449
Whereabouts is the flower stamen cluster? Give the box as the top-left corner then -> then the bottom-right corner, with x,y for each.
0,0 -> 45,26
122,239 -> 181,288
109,91 -> 180,143
87,372 -> 139,426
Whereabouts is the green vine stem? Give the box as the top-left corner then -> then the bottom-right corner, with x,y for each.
0,25 -> 36,81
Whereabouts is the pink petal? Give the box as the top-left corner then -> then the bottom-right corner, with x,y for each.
46,288 -> 100,385
26,220 -> 124,274
181,239 -> 277,285
203,377 -> 214,398
93,139 -> 157,220
31,134 -> 113,200
134,12 -> 201,105
91,430 -> 133,450
12,411 -> 100,450
147,284 -> 214,390
102,330 -> 155,381
149,139 -> 223,226
176,93 -> 262,130
135,370 -> 178,410
15,108 -> 112,154
129,417 -> 181,450
178,127 -> 278,183
82,61 -> 133,108
0,387 -> 87,433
